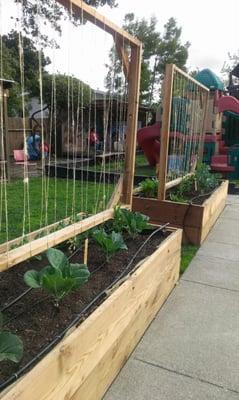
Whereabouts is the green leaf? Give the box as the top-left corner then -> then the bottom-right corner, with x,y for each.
42,274 -> 75,300
93,229 -> 127,260
24,270 -> 42,288
46,248 -> 68,271
24,248 -> 90,302
0,331 -> 23,363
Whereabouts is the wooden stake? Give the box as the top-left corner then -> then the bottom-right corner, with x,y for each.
83,238 -> 89,265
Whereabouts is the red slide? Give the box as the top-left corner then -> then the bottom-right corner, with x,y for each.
137,123 -> 161,166
218,96 -> 239,114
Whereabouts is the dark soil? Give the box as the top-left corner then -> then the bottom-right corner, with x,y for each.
137,188 -> 215,205
0,229 -> 169,387
166,190 -> 212,205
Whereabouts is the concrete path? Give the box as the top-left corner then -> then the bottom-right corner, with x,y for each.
104,195 -> 239,400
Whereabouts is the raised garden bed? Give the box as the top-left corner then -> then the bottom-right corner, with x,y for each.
0,224 -> 182,400
133,180 -> 228,245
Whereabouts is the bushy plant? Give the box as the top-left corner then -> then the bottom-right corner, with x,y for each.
113,207 -> 152,238
0,313 -> 23,363
139,178 -> 158,198
93,229 -> 127,262
195,163 -> 220,194
169,192 -> 185,203
170,163 -> 221,202
24,248 -> 90,306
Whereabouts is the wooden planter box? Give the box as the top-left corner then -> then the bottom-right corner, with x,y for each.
0,228 -> 182,400
133,180 -> 229,246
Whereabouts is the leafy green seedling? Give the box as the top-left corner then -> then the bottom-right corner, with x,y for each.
24,248 -> 90,306
139,178 -> 158,198
93,229 -> 127,262
195,163 -> 221,194
0,313 -> 23,363
113,207 -> 152,238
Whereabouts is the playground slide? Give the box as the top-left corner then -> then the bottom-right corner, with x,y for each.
218,96 -> 239,114
137,123 -> 161,166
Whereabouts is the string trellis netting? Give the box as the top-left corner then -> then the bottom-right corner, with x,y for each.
158,64 -> 209,200
0,0 -> 142,271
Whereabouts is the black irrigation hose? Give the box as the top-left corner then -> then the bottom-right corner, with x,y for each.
2,296 -> 50,327
0,223 -> 169,392
0,288 -> 32,313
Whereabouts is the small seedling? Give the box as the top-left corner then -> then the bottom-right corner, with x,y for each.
93,229 -> 127,262
139,178 -> 158,198
24,248 -> 90,306
0,313 -> 23,363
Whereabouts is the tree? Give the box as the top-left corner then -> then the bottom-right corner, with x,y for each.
1,30 -> 51,115
221,51 -> 239,86
42,73 -> 91,122
14,0 -> 118,47
106,14 -> 190,105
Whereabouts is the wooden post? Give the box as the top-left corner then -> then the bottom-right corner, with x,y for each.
122,44 -> 142,206
198,90 -> 209,162
158,64 -> 174,200
3,89 -> 11,181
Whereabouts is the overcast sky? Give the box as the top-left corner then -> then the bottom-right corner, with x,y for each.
1,0 -> 239,90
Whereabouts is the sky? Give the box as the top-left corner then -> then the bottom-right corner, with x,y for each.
1,0 -> 239,90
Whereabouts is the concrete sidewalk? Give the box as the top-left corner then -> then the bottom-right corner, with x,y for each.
104,195 -> 239,400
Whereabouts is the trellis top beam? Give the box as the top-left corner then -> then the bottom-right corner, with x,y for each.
173,65 -> 209,93
57,0 -> 141,47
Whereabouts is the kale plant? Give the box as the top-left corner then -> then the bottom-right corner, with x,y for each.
93,229 -> 127,262
24,248 -> 90,306
0,313 -> 23,363
113,207 -> 152,238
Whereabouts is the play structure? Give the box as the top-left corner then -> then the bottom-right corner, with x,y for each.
194,68 -> 239,178
133,65 -> 229,245
137,65 -> 209,199
138,67 -> 239,179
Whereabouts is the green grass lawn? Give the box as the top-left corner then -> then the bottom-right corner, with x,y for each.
180,244 -> 199,274
0,178 -> 113,244
87,153 -> 156,177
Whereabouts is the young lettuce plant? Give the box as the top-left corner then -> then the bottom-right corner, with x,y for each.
93,229 -> 127,262
0,313 -> 23,363
113,207 -> 153,239
139,178 -> 158,198
24,248 -> 90,306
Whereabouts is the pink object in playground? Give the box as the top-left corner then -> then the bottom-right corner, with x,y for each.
218,96 -> 239,114
210,154 -> 235,173
13,150 -> 27,163
137,123 -> 161,167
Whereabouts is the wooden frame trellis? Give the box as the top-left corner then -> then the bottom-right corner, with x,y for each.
0,0 -> 142,272
158,64 -> 209,200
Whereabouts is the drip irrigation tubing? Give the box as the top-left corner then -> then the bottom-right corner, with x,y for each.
0,223 -> 169,392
